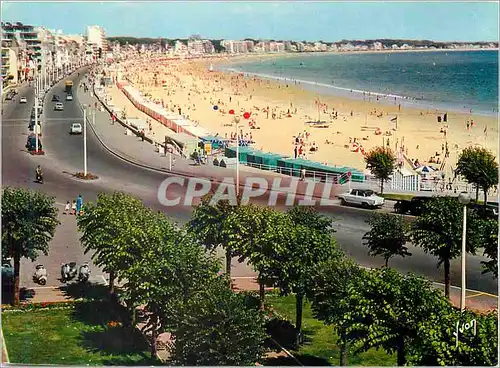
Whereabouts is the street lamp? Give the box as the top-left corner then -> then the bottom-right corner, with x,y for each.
458,192 -> 471,312
233,116 -> 241,195
83,107 -> 88,176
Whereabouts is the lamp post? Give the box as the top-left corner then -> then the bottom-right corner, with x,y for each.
83,107 -> 88,176
458,192 -> 471,312
233,116 -> 241,195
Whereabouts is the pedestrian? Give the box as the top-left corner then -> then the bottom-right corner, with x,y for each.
71,200 -> 77,215
64,201 -> 71,214
76,194 -> 83,215
300,168 -> 306,181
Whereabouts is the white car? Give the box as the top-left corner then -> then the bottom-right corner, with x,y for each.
337,189 -> 385,209
70,123 -> 82,134
66,94 -> 73,101
19,96 -> 27,103
54,102 -> 64,111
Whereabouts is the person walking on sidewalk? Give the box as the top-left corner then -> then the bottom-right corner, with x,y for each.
76,194 -> 83,215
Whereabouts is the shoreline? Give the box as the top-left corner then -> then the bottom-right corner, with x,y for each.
110,55 -> 498,177
215,50 -> 498,118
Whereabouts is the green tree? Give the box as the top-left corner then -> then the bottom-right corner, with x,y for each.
276,207 -> 338,337
307,255 -> 367,365
168,278 -> 267,365
77,192 -> 148,294
407,308 -> 498,366
123,212 -> 221,360
411,197 -> 482,297
342,268 -> 453,366
363,213 -> 411,267
455,146 -> 498,204
189,193 -> 240,282
1,187 -> 59,305
286,205 -> 333,234
478,218 -> 498,278
364,146 -> 397,194
225,204 -> 285,310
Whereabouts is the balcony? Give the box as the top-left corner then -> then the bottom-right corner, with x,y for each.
21,34 -> 38,40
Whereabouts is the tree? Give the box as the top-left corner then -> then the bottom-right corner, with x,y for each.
478,218 -> 498,278
341,268 -> 453,366
1,187 -> 59,305
364,146 -> 397,194
407,308 -> 498,366
189,193 -> 240,282
123,210 -> 221,359
307,255 -> 367,365
363,213 -> 411,266
77,192 -> 149,294
225,204 -> 285,310
411,196 -> 482,297
456,146 -> 498,204
276,206 -> 337,337
168,278 -> 267,365
286,205 -> 334,234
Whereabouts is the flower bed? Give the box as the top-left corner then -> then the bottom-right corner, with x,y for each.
74,172 -> 99,180
2,300 -> 80,312
29,150 -> 45,155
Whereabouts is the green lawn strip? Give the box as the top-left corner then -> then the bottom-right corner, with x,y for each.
265,294 -> 396,366
2,300 -> 157,366
380,193 -> 415,201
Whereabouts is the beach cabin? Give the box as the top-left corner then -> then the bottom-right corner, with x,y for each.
224,146 -> 258,163
201,135 -> 229,152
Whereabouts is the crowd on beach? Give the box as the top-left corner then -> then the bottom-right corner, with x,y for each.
102,56 -> 497,190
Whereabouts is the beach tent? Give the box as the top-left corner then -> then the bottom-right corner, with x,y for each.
201,135 -> 229,150
415,165 -> 435,174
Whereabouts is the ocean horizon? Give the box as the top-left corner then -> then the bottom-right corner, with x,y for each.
221,50 -> 499,117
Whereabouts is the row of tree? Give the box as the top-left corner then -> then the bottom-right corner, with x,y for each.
2,187 -> 497,365
364,197 -> 498,293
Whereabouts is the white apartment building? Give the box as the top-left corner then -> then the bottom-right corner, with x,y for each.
187,39 -> 214,54
372,42 -> 383,50
221,40 -> 248,53
86,25 -> 107,56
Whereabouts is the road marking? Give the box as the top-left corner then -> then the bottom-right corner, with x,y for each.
466,292 -> 486,298
27,285 -> 61,290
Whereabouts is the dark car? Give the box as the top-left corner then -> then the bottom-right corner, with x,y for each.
1,259 -> 14,289
52,94 -> 60,102
394,196 -> 435,216
26,134 -> 42,151
5,92 -> 14,100
470,202 -> 499,220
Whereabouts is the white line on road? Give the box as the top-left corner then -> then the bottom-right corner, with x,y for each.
100,275 -> 108,285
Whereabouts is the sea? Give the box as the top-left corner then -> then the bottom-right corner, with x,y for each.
221,50 -> 499,117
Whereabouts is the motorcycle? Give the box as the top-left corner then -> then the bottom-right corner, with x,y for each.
60,262 -> 77,282
36,172 -> 43,184
33,264 -> 47,285
78,263 -> 90,283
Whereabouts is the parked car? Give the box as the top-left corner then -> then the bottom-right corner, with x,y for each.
5,91 -> 14,100
52,94 -> 60,102
19,96 -> 27,103
54,102 -> 64,111
66,94 -> 73,101
470,202 -> 499,220
394,196 -> 434,216
26,134 -> 42,151
1,259 -> 14,289
337,189 -> 385,209
70,123 -> 82,134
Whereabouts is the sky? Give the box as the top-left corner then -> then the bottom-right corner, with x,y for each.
1,1 -> 499,42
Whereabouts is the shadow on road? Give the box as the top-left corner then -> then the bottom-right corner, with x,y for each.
59,281 -> 109,300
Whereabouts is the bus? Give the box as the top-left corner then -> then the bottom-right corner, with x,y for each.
65,80 -> 73,94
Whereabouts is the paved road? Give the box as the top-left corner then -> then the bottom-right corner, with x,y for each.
2,70 -> 497,300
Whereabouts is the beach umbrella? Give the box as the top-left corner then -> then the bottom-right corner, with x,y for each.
229,109 -> 235,115
243,112 -> 251,119
213,105 -> 218,111
416,165 -> 435,173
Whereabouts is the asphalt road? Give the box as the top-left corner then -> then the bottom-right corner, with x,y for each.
2,71 -> 497,295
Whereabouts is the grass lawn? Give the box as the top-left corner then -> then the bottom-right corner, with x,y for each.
266,294 -> 396,366
2,300 -> 157,366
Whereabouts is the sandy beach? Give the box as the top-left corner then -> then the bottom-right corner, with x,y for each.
105,55 -> 498,181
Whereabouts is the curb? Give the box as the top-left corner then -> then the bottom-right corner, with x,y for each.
1,328 -> 10,363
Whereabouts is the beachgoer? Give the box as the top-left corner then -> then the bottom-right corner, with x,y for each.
64,201 -> 71,214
